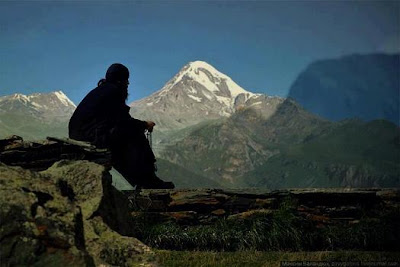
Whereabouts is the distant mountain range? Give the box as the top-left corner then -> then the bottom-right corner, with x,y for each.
1,54 -> 399,188
130,56 -> 399,188
289,53 -> 399,125
0,90 -> 76,120
161,99 -> 399,188
0,91 -> 75,140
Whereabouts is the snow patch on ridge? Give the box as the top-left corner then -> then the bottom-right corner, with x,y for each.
202,90 -> 214,101
215,95 -> 233,107
187,87 -> 198,94
188,61 -> 251,98
188,95 -> 202,102
31,102 -> 43,109
12,93 -> 29,103
54,91 -> 76,107
1,91 -> 76,108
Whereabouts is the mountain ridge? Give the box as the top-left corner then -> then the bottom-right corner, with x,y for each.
288,53 -> 400,124
1,56 -> 398,189
129,60 -> 279,132
0,90 -> 76,121
0,91 -> 75,139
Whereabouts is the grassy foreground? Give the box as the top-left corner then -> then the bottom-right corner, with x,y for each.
156,250 -> 400,267
131,198 -> 399,252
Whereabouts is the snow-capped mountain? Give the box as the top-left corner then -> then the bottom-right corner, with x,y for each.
0,91 -> 76,122
157,61 -> 257,115
0,91 -> 76,139
130,61 -> 283,131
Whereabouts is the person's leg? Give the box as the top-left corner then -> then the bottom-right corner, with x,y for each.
110,125 -> 174,188
110,132 -> 153,185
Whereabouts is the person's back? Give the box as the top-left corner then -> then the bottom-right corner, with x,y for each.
68,63 -> 174,189
69,79 -> 143,148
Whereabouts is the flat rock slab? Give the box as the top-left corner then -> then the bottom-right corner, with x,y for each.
127,188 -> 400,225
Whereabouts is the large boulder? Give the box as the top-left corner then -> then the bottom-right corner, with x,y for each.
0,160 -> 156,266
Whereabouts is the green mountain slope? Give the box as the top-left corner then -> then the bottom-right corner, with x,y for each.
157,158 -> 222,188
160,99 -> 330,187
160,99 -> 399,189
242,119 -> 400,188
0,113 -> 69,141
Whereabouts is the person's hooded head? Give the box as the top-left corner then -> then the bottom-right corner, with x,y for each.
106,63 -> 130,84
100,63 -> 130,100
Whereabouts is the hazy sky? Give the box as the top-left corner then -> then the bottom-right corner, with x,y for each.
1,0 -> 399,104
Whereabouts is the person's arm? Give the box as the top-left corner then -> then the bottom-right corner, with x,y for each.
106,86 -> 155,133
127,113 -> 156,133
145,121 -> 156,132
116,104 -> 148,132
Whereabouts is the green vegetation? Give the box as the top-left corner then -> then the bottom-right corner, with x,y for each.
131,198 -> 400,252
0,113 -> 68,140
156,250 -> 400,267
243,119 -> 400,188
157,158 -> 222,188
159,96 -> 399,189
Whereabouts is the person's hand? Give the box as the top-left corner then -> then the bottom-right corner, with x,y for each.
146,121 -> 156,132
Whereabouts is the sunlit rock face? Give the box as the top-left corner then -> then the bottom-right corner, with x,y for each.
0,160 -> 155,267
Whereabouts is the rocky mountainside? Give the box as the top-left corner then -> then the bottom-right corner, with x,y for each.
160,98 -> 330,186
129,61 -> 281,132
0,91 -> 76,121
0,91 -> 75,139
160,96 -> 400,188
1,56 -> 399,189
242,118 -> 400,189
127,58 -> 399,189
288,53 -> 400,124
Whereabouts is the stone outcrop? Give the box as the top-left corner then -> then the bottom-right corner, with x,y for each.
1,136 -> 399,264
128,188 -> 400,226
0,136 -> 111,171
0,160 -> 155,267
124,188 -> 399,252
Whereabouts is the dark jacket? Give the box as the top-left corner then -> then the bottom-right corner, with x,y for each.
69,81 -> 147,148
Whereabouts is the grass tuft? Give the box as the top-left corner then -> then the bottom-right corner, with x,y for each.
130,201 -> 400,252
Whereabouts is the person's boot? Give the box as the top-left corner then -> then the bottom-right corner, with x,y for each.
140,175 -> 175,189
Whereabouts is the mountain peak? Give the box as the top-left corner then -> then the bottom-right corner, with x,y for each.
130,61 -> 274,131
159,60 -> 253,100
186,60 -> 220,73
11,93 -> 29,102
52,90 -> 76,108
2,91 -> 76,108
0,91 -> 76,121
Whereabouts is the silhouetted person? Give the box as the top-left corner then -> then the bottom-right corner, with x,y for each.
69,63 -> 174,189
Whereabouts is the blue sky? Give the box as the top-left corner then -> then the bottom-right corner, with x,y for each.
1,1 -> 399,104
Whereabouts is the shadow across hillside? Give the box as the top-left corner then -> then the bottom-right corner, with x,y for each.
159,95 -> 400,189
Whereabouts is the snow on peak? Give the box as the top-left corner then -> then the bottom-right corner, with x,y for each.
12,93 -> 29,103
160,60 -> 253,99
1,91 -> 76,108
53,90 -> 76,107
187,61 -> 221,74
